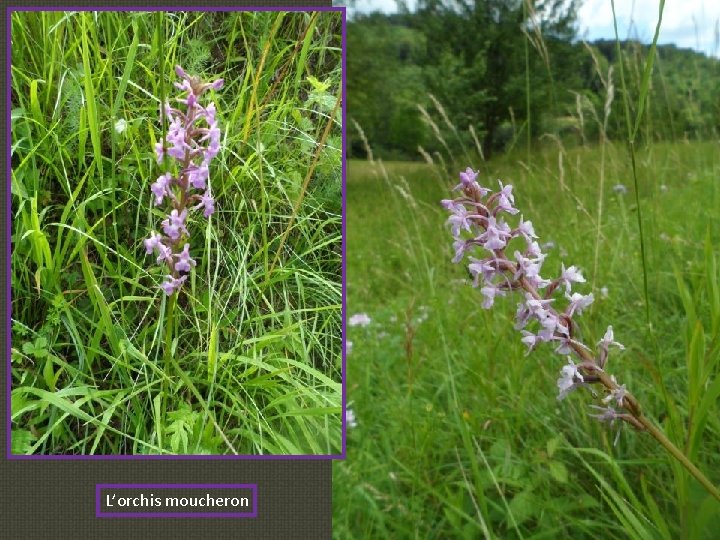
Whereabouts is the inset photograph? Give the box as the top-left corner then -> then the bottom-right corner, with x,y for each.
10,9 -> 343,456
337,1 -> 720,537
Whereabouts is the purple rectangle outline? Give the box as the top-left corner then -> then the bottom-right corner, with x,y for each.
7,6 -> 347,460
96,483 -> 258,518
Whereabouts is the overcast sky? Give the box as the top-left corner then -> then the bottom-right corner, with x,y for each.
347,0 -> 720,58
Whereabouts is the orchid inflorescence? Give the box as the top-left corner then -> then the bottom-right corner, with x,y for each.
144,65 -> 223,295
442,167 -> 645,435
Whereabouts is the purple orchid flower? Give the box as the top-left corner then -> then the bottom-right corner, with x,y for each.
144,65 -> 222,295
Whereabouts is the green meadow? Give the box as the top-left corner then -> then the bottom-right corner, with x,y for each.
11,10 -> 342,455
334,139 -> 720,537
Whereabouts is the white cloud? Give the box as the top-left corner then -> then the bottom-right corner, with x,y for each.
576,0 -> 719,57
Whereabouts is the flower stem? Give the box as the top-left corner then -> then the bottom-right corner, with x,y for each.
161,293 -> 176,444
585,349 -> 720,501
636,414 -> 720,502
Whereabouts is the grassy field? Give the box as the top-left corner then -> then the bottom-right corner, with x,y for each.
10,10 -> 342,455
334,140 -> 720,538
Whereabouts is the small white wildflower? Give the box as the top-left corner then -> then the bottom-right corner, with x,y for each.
600,286 -> 609,299
345,340 -> 353,355
114,118 -> 127,134
349,313 -> 371,327
613,184 -> 628,195
346,408 -> 357,428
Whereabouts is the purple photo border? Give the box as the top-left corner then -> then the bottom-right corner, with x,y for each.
6,6 -> 347,460
96,483 -> 258,518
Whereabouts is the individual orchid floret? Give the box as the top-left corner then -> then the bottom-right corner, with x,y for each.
151,173 -> 173,206
513,251 -> 544,283
589,405 -> 625,445
589,404 -> 620,424
492,181 -> 519,215
144,231 -> 163,254
447,204 -> 474,238
161,208 -> 188,241
479,216 -> 512,250
451,239 -> 468,264
187,163 -> 209,190
165,118 -> 191,160
515,293 -> 553,329
198,193 -> 215,218
174,243 -> 197,273
454,167 -> 480,192
559,264 -> 586,293
598,325 -> 624,350
155,242 -> 173,264
480,283 -> 505,309
520,331 -> 540,353
160,274 -> 187,296
515,216 -> 537,241
602,375 -> 628,407
597,325 -> 624,368
565,292 -> 594,317
526,240 -> 543,258
154,141 -> 167,164
469,257 -> 502,286
557,358 -> 584,400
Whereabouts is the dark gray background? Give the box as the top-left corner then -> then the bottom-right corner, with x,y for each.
3,460 -> 331,538
3,2 -> 336,539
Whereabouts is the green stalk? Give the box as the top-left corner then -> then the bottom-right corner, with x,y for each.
611,0 -> 665,328
161,293 -> 176,441
164,294 -> 176,375
523,0 -> 531,164
587,369 -> 720,503
637,415 -> 720,502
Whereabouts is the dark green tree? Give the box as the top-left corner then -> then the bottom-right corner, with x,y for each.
347,14 -> 429,159
411,0 -> 581,154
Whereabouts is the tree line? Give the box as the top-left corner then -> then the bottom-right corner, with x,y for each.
348,0 -> 720,160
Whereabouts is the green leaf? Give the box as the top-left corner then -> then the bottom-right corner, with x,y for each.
11,430 -> 37,455
207,322 -> 218,381
548,460 -> 568,484
307,75 -> 330,93
29,79 -> 44,124
42,357 -> 56,391
508,489 -> 537,526
546,436 -> 561,458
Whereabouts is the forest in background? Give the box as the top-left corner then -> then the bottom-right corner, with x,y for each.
348,0 -> 720,160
